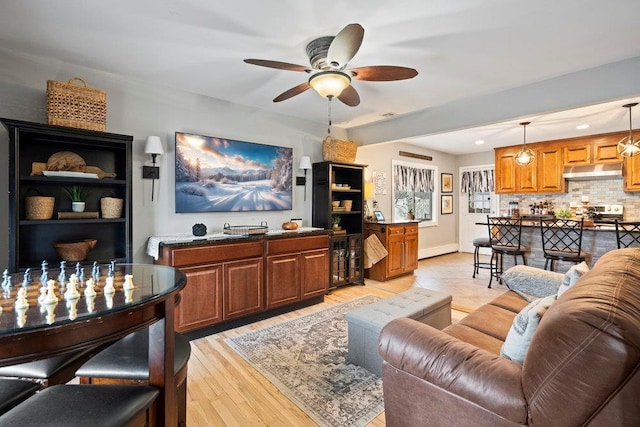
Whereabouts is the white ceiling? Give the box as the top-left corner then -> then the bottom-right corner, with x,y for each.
1,0 -> 640,154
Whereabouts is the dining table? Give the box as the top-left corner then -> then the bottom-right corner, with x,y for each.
0,263 -> 187,426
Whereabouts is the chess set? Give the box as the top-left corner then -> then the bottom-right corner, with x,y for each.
1,260 -> 136,328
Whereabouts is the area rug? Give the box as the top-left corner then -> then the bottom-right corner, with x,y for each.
225,295 -> 383,427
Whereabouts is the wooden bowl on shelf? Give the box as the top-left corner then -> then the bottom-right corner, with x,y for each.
52,239 -> 97,262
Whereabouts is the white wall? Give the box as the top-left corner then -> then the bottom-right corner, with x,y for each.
356,142 -> 458,258
0,49 -> 336,266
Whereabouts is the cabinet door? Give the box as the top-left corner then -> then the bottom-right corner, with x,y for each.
564,144 -> 591,165
347,234 -> 364,284
624,155 -> 640,191
537,147 -> 564,193
387,232 -> 406,277
301,249 -> 329,298
266,254 -> 300,309
223,258 -> 263,320
403,226 -> 419,272
593,141 -> 622,163
516,160 -> 537,193
495,150 -> 517,193
175,264 -> 223,332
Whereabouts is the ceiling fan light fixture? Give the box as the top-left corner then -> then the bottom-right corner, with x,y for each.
617,102 -> 640,158
308,71 -> 351,99
515,121 -> 535,166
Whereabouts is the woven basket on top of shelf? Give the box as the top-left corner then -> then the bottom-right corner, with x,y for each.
322,136 -> 357,163
46,77 -> 106,131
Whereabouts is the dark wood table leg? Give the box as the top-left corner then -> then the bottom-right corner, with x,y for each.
149,299 -> 177,426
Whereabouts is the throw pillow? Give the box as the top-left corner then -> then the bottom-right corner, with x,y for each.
501,265 -> 564,299
500,295 -> 556,363
557,261 -> 589,298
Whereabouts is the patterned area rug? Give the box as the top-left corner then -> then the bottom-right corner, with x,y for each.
225,295 -> 383,427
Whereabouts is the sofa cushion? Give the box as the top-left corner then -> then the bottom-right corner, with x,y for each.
500,295 -> 556,363
557,261 -> 589,298
501,265 -> 564,299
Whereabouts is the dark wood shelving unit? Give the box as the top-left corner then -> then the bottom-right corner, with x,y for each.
312,161 -> 365,288
2,118 -> 133,272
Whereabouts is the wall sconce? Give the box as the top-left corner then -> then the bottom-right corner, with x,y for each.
143,136 -> 164,201
297,156 -> 312,201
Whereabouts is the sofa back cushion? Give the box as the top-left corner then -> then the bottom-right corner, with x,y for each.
522,248 -> 640,426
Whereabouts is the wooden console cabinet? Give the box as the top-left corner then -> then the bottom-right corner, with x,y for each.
364,222 -> 418,281
156,232 -> 329,333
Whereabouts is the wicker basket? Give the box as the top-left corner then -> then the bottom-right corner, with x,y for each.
47,77 -> 106,131
322,136 -> 357,163
25,189 -> 55,220
101,197 -> 123,219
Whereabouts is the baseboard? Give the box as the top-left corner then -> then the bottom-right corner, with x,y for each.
418,243 -> 459,260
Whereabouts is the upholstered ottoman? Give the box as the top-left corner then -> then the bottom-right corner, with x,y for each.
345,288 -> 452,376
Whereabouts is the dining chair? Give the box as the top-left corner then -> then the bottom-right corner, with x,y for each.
614,220 -> 640,248
487,216 -> 527,287
539,217 -> 587,271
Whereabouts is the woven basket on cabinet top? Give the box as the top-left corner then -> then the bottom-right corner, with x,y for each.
322,136 -> 358,163
47,77 -> 106,131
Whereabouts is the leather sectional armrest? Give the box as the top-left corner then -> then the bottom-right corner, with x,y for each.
379,317 -> 527,423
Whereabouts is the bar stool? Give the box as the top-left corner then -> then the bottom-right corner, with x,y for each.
487,216 -> 527,288
540,218 -> 587,271
0,384 -> 158,426
0,347 -> 98,387
615,220 -> 640,248
76,328 -> 191,427
472,237 -> 492,278
0,378 -> 41,416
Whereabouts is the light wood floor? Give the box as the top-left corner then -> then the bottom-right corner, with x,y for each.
185,252 -> 506,426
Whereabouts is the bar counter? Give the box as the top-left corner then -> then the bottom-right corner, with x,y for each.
478,220 -> 619,272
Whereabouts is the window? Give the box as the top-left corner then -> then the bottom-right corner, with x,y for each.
392,160 -> 437,225
468,192 -> 491,214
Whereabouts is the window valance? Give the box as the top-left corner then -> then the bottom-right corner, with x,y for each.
460,169 -> 494,193
393,164 -> 434,193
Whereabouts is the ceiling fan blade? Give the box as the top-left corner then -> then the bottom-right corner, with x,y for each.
244,59 -> 310,72
326,23 -> 364,69
273,82 -> 310,102
337,85 -> 360,107
349,65 -> 418,81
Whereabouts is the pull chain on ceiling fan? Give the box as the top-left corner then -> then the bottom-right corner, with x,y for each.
244,23 -> 418,107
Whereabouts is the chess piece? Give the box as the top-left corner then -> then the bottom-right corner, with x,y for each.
123,274 -> 134,290
44,279 -> 59,304
40,260 -> 49,284
84,278 -> 96,297
109,260 -> 117,275
92,261 -> 100,280
58,261 -> 67,285
64,275 -> 80,300
14,287 -> 29,310
2,269 -> 11,289
38,286 -> 47,304
75,262 -> 81,278
104,276 -> 115,294
22,268 -> 31,287
78,267 -> 85,284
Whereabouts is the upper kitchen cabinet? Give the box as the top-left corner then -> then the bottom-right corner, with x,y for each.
1,118 -> 132,272
495,130 -> 631,195
624,154 -> 640,191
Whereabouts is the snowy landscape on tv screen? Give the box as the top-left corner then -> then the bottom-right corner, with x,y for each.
175,132 -> 292,213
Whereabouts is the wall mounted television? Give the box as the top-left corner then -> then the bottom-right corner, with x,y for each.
175,132 -> 292,213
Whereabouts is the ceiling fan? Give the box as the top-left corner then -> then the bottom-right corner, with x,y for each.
244,23 -> 418,107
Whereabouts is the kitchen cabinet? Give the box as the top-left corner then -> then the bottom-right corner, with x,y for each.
624,154 -> 640,191
312,161 -> 365,288
494,146 -> 540,193
156,232 -> 329,333
1,118 -> 132,272
564,144 -> 591,165
364,222 -> 418,281
265,234 -> 329,308
537,146 -> 564,192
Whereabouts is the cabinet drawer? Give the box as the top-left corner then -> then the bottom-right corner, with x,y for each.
266,234 -> 328,255
170,241 -> 264,266
404,224 -> 418,235
387,226 -> 405,236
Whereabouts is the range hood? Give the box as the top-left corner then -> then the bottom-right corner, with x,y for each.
562,163 -> 623,180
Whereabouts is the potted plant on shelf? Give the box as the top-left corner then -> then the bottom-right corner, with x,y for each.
332,216 -> 341,230
64,185 -> 90,212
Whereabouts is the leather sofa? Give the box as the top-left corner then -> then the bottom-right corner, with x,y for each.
378,248 -> 640,427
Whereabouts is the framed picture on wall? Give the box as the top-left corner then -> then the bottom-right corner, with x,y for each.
441,195 -> 453,215
441,173 -> 453,193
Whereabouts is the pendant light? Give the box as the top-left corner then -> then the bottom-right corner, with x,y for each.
515,121 -> 535,166
617,102 -> 640,157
